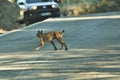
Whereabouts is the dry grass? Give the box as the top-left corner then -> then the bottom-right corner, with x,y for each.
0,29 -> 7,34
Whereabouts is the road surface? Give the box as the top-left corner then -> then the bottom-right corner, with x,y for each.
0,12 -> 120,80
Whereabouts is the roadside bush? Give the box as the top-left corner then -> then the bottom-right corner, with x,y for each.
0,0 -> 20,31
61,0 -> 120,16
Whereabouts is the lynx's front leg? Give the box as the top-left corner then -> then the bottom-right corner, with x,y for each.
35,40 -> 45,51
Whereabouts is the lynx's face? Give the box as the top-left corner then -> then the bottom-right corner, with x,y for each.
36,30 -> 43,38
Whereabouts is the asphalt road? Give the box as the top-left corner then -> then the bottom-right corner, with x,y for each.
0,12 -> 120,80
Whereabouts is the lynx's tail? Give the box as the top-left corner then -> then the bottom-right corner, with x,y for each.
62,30 -> 65,33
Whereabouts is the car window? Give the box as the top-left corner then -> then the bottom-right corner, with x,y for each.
26,0 -> 52,3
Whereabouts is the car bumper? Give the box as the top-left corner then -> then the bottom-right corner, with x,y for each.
24,8 -> 60,19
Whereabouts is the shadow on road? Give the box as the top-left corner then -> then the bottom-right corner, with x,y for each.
0,49 -> 120,80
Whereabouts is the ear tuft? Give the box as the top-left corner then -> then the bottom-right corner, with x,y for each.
41,30 -> 43,33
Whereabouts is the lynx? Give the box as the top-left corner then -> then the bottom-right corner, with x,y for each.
35,30 -> 68,50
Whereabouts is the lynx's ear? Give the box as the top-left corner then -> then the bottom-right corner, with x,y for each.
38,30 -> 41,33
40,30 -> 43,34
37,30 -> 43,34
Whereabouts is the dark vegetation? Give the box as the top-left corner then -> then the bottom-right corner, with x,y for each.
0,0 -> 20,32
